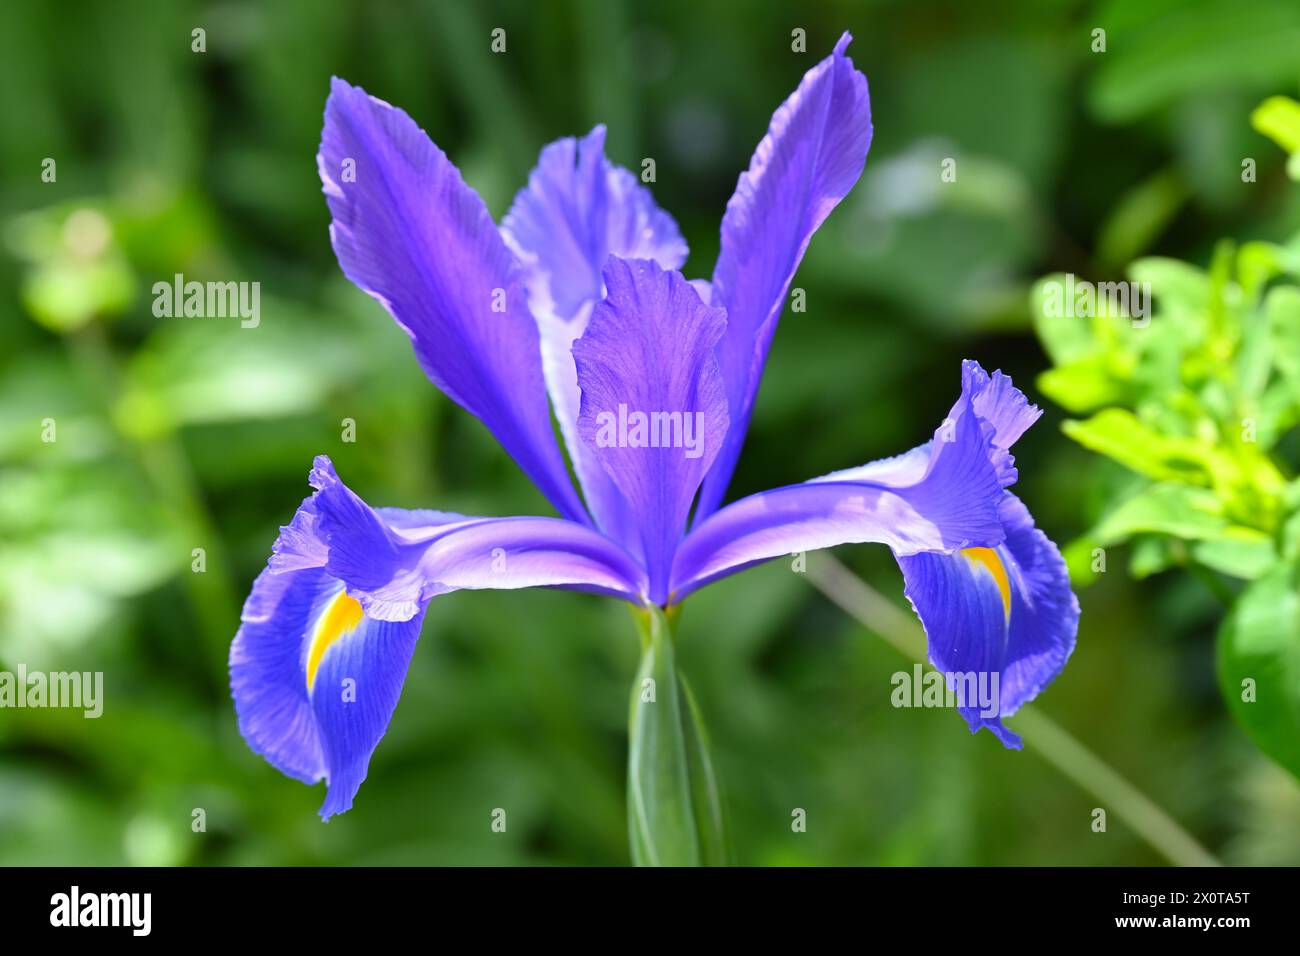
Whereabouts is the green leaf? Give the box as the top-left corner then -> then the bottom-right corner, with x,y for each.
1093,482 -> 1229,542
1236,241 -> 1285,306
1031,274 -> 1096,366
22,258 -> 135,333
1251,96 -> 1300,181
1090,0 -> 1300,122
1075,483 -> 1276,582
1061,409 -> 1212,484
678,675 -> 728,866
1268,286 -> 1300,403
1129,535 -> 1181,579
1192,538 -> 1276,580
122,299 -> 363,432
1251,96 -> 1300,154
1036,358 -> 1129,415
627,606 -> 727,866
1217,563 -> 1300,781
1097,171 -> 1188,268
1128,256 -> 1208,325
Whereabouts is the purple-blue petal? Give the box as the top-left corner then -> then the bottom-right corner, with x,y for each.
501,125 -> 687,322
232,456 -> 648,818
573,258 -> 729,603
229,563 -> 425,819
813,359 -> 1039,489
294,456 -> 646,619
947,360 -> 1042,487
896,493 -> 1079,748
792,361 -> 1073,744
695,33 -> 873,522
308,600 -> 425,820
995,495 -> 1079,712
671,388 -> 1004,600
230,566 -> 329,786
501,127 -> 687,556
318,78 -> 587,523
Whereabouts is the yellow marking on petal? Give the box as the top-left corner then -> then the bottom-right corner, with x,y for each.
306,590 -> 364,692
962,547 -> 1012,621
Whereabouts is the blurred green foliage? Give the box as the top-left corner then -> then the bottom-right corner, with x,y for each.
2,0 -> 1300,865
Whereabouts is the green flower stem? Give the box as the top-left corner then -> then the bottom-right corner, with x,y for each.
626,605 -> 728,866
807,553 -> 1222,867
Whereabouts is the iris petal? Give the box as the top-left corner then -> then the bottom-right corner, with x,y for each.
671,387 -> 1004,600
307,593 -> 425,820
949,360 -> 1042,487
695,32 -> 873,522
501,127 -> 687,552
230,566 -> 329,787
573,258 -> 729,603
812,360 -> 1042,490
318,78 -> 587,523
289,456 -> 647,620
229,564 -> 424,819
897,493 -> 1079,747
801,362 -> 1074,743
796,362 -> 1072,745
502,125 -> 687,322
231,456 -> 647,818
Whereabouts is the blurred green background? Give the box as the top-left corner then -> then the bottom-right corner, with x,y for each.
3,0 -> 1300,866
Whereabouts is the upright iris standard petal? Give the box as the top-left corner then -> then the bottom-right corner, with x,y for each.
318,78 -> 587,523
502,128 -> 688,554
897,493 -> 1079,747
502,126 -> 688,322
573,258 -> 730,603
231,456 -> 649,818
695,33 -> 873,521
671,389 -> 1005,599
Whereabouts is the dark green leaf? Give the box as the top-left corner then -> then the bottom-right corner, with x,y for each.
1217,563 -> 1300,780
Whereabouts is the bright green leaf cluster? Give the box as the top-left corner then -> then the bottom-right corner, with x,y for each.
1035,239 -> 1299,585
1034,101 -> 1300,779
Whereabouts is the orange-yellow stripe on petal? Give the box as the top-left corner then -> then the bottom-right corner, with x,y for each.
306,590 -> 365,691
962,547 -> 1011,621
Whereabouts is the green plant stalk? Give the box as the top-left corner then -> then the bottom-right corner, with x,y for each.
807,553 -> 1221,867
626,605 -> 728,866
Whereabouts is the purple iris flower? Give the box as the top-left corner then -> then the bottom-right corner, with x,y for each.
229,34 -> 1079,820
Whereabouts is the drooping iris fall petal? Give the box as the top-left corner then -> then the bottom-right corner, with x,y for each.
230,560 -> 425,820
804,362 -> 1076,746
898,493 -> 1079,747
230,456 -> 647,817
671,386 -> 1004,599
